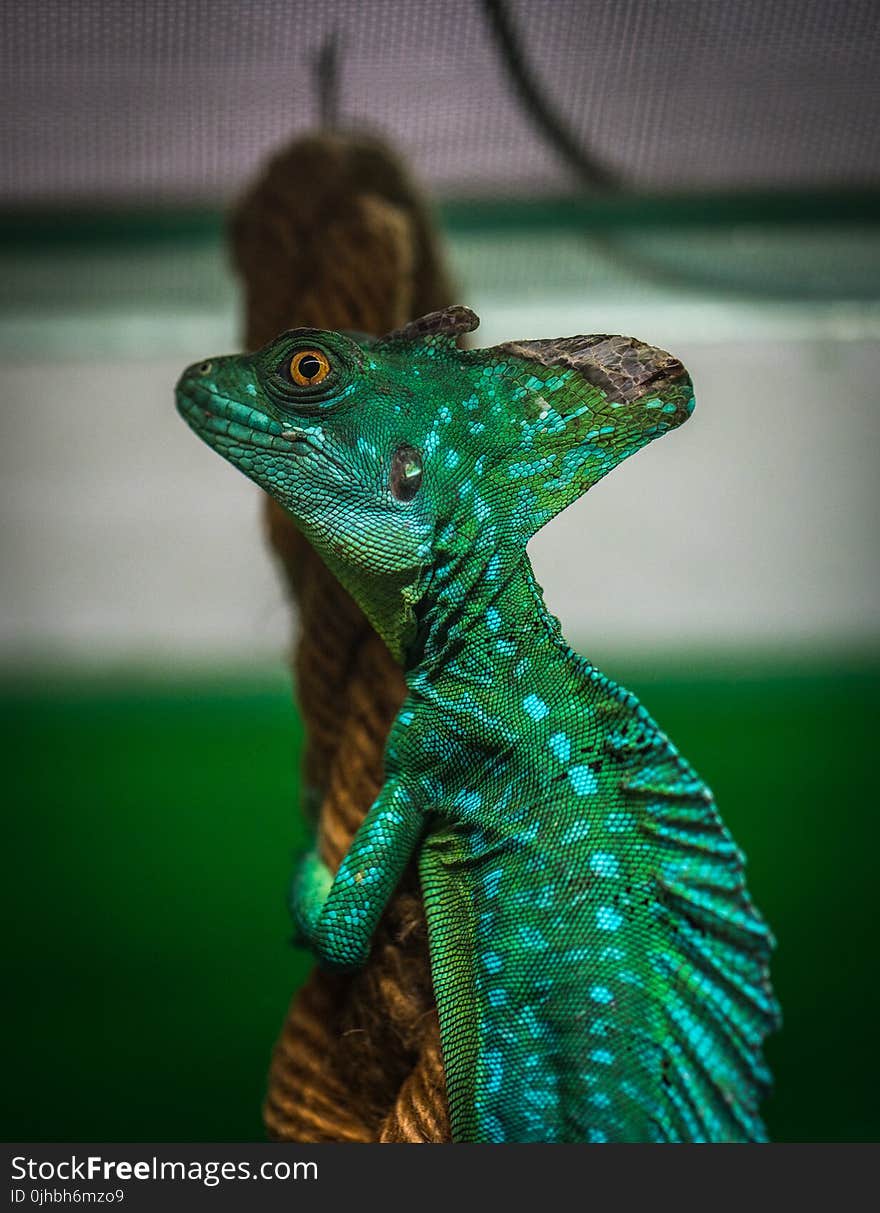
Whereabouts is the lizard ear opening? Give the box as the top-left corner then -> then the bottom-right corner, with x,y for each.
485,333 -> 695,539
382,305 -> 480,346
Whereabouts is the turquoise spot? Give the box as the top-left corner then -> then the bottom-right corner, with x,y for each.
522,1008 -> 545,1038
444,449 -> 460,469
518,925 -> 548,951
590,1048 -> 614,1066
496,639 -> 517,656
483,951 -> 503,974
514,819 -> 540,844
548,732 -> 570,762
486,608 -> 501,632
599,944 -> 625,963
482,1115 -> 505,1143
523,694 -> 549,721
561,819 -> 590,844
568,765 -> 597,796
538,407 -> 567,435
483,868 -> 503,899
590,851 -> 619,877
590,985 -> 614,1004
531,882 -> 555,909
245,383 -> 257,396
484,1049 -> 503,1094
508,453 -> 556,480
597,905 -> 623,932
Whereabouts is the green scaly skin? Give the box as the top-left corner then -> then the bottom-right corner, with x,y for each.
176,306 -> 780,1143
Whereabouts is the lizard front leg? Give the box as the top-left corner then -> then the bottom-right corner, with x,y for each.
289,780 -> 424,971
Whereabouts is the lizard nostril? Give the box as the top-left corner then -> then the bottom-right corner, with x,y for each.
197,361 -> 213,376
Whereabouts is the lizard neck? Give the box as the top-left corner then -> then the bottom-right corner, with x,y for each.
405,540 -> 571,698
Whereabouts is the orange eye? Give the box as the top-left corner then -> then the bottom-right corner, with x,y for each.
289,349 -> 331,386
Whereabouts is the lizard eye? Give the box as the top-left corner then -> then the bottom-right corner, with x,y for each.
390,445 -> 423,501
289,349 -> 331,386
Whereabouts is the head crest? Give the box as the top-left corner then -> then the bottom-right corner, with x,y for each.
383,305 -> 480,344
496,334 -> 685,407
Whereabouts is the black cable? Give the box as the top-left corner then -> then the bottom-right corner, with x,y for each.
481,0 -> 620,191
481,2 -> 827,298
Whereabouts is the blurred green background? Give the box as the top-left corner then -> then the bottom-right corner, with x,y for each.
4,655 -> 878,1142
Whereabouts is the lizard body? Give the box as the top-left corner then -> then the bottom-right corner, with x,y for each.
176,306 -> 779,1142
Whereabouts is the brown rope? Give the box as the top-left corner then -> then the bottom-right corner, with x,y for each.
230,132 -> 454,1143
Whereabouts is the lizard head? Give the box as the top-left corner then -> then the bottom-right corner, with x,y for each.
176,307 -> 693,661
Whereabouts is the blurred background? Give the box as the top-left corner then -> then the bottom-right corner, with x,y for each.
2,0 -> 878,1142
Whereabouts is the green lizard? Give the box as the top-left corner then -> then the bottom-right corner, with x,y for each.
176,305 -> 779,1143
